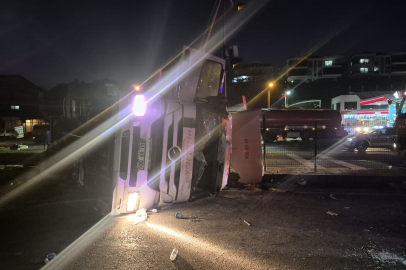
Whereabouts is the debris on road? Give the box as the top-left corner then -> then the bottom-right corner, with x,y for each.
150,209 -> 158,213
161,206 -> 171,210
244,220 -> 251,226
188,216 -> 200,222
170,248 -> 178,262
330,194 -> 337,200
363,229 -> 371,232
133,208 -> 148,224
330,194 -> 343,200
44,253 -> 57,264
326,211 -> 338,216
175,213 -> 183,219
253,188 -> 262,191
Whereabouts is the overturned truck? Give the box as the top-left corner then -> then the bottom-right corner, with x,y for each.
111,47 -> 232,215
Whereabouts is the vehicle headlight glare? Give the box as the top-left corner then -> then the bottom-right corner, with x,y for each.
132,95 -> 147,116
127,192 -> 140,212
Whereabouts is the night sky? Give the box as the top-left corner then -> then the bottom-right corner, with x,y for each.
1,0 -> 405,89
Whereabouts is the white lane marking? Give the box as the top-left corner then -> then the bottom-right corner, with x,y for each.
318,155 -> 367,170
287,154 -> 326,170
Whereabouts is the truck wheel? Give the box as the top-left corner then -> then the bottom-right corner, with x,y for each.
301,131 -> 310,141
357,140 -> 368,152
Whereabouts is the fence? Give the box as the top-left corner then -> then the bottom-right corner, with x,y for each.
262,121 -> 406,175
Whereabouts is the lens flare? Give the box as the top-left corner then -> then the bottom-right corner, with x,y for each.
132,95 -> 147,116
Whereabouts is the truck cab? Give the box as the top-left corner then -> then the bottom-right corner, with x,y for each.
111,47 -> 231,215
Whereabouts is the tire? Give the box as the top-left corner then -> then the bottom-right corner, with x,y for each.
357,140 -> 368,152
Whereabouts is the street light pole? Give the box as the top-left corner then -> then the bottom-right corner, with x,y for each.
268,90 -> 271,108
285,90 -> 291,108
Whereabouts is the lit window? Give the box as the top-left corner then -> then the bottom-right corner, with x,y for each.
11,105 -> 19,110
325,60 -> 332,66
360,68 -> 369,73
374,67 -> 379,72
360,59 -> 370,64
232,75 -> 252,83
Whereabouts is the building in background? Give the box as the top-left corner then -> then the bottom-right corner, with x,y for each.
332,91 -> 396,128
0,75 -> 46,134
285,55 -> 346,84
350,53 -> 391,76
282,51 -> 406,110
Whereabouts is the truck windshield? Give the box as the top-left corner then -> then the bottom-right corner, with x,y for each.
195,60 -> 222,99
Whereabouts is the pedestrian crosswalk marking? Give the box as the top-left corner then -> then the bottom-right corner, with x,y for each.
318,155 -> 367,170
287,154 -> 326,170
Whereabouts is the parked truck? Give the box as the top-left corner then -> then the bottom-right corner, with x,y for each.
262,108 -> 347,142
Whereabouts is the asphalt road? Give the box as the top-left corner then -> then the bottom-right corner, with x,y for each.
1,173 -> 406,270
1,138 -> 406,270
265,139 -> 406,175
47,189 -> 406,270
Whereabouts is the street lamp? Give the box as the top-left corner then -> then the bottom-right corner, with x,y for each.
285,90 -> 291,107
268,82 -> 274,108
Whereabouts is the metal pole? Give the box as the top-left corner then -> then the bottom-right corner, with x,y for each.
267,90 -> 270,108
314,121 -> 317,172
262,113 -> 267,171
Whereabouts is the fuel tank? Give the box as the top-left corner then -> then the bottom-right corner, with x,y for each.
263,109 -> 342,128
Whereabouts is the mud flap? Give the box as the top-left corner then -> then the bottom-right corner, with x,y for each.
231,109 -> 263,183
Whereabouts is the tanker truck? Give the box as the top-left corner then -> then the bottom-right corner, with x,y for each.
262,108 -> 347,142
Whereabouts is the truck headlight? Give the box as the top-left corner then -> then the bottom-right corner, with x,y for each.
363,127 -> 369,132
132,95 -> 147,116
356,127 -> 361,132
126,192 -> 140,212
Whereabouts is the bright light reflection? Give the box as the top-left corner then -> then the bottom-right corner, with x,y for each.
132,95 -> 147,116
145,222 -> 182,238
126,192 -> 139,211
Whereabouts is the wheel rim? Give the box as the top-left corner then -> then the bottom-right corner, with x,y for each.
358,142 -> 367,151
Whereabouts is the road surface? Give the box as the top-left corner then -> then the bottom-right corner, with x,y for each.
1,176 -> 406,269
265,139 -> 406,175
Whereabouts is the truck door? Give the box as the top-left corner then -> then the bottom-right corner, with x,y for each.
158,103 -> 196,205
